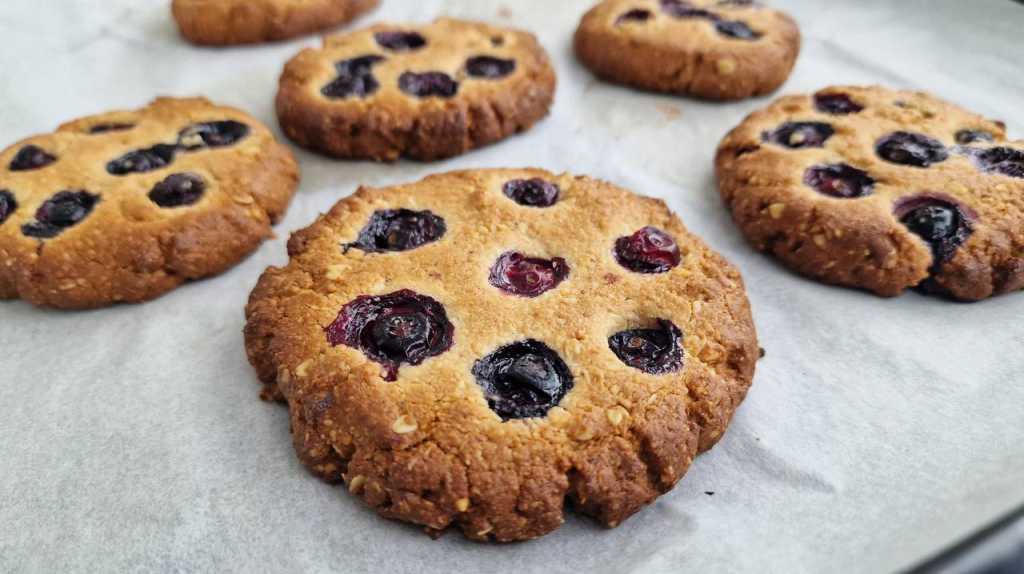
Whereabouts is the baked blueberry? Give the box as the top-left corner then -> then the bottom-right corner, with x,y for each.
502,178 -> 560,207
466,56 -> 516,79
954,129 -> 994,145
617,8 -> 653,22
177,120 -> 250,149
615,226 -> 682,273
398,71 -> 459,98
660,0 -> 719,19
322,55 -> 386,99
9,145 -> 57,171
346,209 -> 447,253
374,30 -> 427,51
875,132 -> 948,168
21,190 -> 99,239
149,173 -> 206,208
763,122 -> 834,149
472,339 -> 574,420
88,123 -> 135,134
0,190 -> 16,225
106,144 -> 177,175
896,195 -> 972,267
803,163 -> 875,198
609,319 -> 684,374
716,20 -> 760,39
326,290 -> 454,382
489,252 -> 569,297
969,146 -> 1024,179
814,93 -> 863,115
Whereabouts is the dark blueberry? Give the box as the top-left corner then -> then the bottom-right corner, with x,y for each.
0,190 -> 16,225
717,0 -> 757,6
374,30 -> 427,51
954,129 -> 994,145
9,145 -> 56,171
466,56 -> 517,79
472,339 -> 573,420
814,93 -> 863,115
609,319 -> 684,375
106,143 -> 177,175
88,123 -> 135,134
322,55 -> 386,99
615,226 -> 682,274
489,252 -> 569,298
660,0 -> 719,19
149,173 -> 206,208
326,290 -> 454,382
969,146 -> 1024,178
803,163 -> 875,199
875,132 -> 948,168
895,195 -> 972,268
21,190 -> 99,239
345,209 -> 447,253
502,178 -> 560,207
763,122 -> 834,149
398,71 -> 459,98
617,8 -> 653,23
177,120 -> 250,150
716,20 -> 760,39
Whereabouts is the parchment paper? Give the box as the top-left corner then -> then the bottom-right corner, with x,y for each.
1,1 -> 1022,572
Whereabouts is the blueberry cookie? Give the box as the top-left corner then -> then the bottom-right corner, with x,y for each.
0,97 -> 299,309
275,18 -> 557,161
716,85 -> 1024,300
574,0 -> 800,101
172,0 -> 378,46
244,168 -> 759,541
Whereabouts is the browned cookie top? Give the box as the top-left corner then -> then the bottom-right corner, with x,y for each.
0,97 -> 299,309
276,18 -> 557,161
244,169 -> 759,541
575,0 -> 800,100
172,0 -> 379,46
716,85 -> 1024,300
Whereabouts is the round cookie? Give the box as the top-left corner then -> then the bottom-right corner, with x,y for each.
244,168 -> 759,541
716,85 -> 1024,301
171,0 -> 378,46
275,18 -> 557,161
574,0 -> 800,101
0,97 -> 299,309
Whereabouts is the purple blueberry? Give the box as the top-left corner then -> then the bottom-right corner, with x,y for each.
895,195 -> 972,267
106,144 -> 177,175
472,339 -> 573,420
88,123 -> 135,134
21,190 -> 99,238
615,226 -> 682,274
177,120 -> 250,149
398,71 -> 459,98
617,8 -> 653,23
763,122 -> 835,149
660,0 -> 719,19
803,163 -> 875,199
9,145 -> 56,171
321,55 -> 386,99
374,30 -> 427,51
875,132 -> 948,167
716,20 -> 760,39
0,190 -> 16,225
814,93 -> 863,115
502,178 -> 560,207
969,146 -> 1024,178
954,129 -> 994,145
466,56 -> 516,79
326,290 -> 454,382
345,209 -> 447,253
489,252 -> 570,298
608,319 -> 684,374
149,173 -> 206,208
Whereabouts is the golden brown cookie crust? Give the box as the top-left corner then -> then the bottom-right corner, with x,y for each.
244,168 -> 759,541
716,85 -> 1024,300
574,0 -> 800,101
0,97 -> 299,309
275,18 -> 557,162
171,0 -> 379,46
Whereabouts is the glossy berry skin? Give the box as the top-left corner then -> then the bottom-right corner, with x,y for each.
374,31 -> 427,51
763,122 -> 835,149
489,252 -> 569,297
502,178 -> 560,207
814,93 -> 863,115
21,190 -> 99,239
398,71 -> 459,98
471,339 -> 574,420
608,319 -> 684,374
875,132 -> 949,168
149,173 -> 206,208
9,145 -> 57,171
895,195 -> 972,268
614,226 -> 682,274
466,56 -> 516,79
0,190 -> 16,225
716,20 -> 760,39
954,129 -> 993,145
322,55 -> 386,99
326,290 -> 454,382
106,144 -> 177,175
660,0 -> 719,19
969,146 -> 1024,179
803,163 -> 875,199
177,121 -> 250,149
346,209 -> 447,253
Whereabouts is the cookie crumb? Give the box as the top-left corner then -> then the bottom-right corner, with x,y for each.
392,415 -> 418,434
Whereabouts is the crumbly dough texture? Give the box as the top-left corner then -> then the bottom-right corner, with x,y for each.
244,168 -> 759,541
0,97 -> 299,309
276,18 -> 557,161
716,85 -> 1024,300
172,0 -> 378,46
574,0 -> 800,101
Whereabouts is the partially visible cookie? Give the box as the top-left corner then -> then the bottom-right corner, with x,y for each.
574,0 -> 800,101
172,0 -> 378,46
716,85 -> 1024,301
244,168 -> 759,541
276,18 -> 557,161
0,97 -> 299,309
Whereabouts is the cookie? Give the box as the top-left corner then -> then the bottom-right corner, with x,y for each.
171,0 -> 378,46
275,18 -> 557,161
716,85 -> 1024,301
0,97 -> 299,309
244,168 -> 759,541
574,0 -> 800,101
